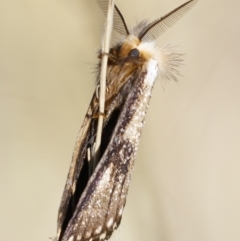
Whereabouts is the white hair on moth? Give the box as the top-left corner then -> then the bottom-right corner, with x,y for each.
138,40 -> 183,82
130,19 -> 149,37
122,34 -> 139,45
157,43 -> 183,82
116,16 -> 183,83
138,40 -> 158,58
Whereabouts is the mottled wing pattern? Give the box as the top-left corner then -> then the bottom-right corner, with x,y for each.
56,0 -> 198,240
60,60 -> 158,241
57,94 -> 98,240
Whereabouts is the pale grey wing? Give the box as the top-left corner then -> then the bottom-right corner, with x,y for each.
60,60 -> 159,241
138,0 -> 198,41
57,94 -> 98,241
61,152 -> 130,241
96,0 -> 129,35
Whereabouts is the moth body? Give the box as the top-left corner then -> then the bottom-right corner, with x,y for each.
56,1 -> 198,241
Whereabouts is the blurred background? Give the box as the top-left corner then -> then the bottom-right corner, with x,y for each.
1,0 -> 240,240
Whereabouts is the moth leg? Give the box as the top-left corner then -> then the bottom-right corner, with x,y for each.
98,51 -> 109,59
87,142 -> 96,178
87,147 -> 91,162
87,147 -> 93,177
98,50 -> 119,64
95,84 -> 100,99
95,84 -> 110,99
92,111 -> 106,119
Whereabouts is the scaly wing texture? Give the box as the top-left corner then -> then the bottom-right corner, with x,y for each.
61,60 -> 159,241
57,94 -> 98,240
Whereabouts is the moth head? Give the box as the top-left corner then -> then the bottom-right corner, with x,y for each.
98,0 -> 198,81
110,35 -> 155,62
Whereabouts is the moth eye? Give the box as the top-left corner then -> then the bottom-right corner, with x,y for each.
129,48 -> 139,58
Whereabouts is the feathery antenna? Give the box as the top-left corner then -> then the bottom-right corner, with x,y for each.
139,0 -> 198,41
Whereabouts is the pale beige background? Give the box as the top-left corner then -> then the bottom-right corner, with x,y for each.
1,0 -> 240,241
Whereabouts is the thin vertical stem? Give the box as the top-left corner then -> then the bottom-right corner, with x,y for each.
94,0 -> 114,164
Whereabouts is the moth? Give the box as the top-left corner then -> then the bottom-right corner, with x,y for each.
56,0 -> 198,241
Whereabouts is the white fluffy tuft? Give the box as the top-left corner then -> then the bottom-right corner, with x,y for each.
158,43 -> 184,82
138,41 -> 183,83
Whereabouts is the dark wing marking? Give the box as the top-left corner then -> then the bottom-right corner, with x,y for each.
96,0 -> 129,35
60,63 -> 157,241
139,0 -> 198,41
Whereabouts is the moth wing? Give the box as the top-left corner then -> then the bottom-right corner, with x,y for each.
61,154 -> 129,241
60,60 -> 159,241
57,94 -> 98,240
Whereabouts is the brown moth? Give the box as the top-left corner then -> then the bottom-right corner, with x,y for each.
56,1 -> 198,241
